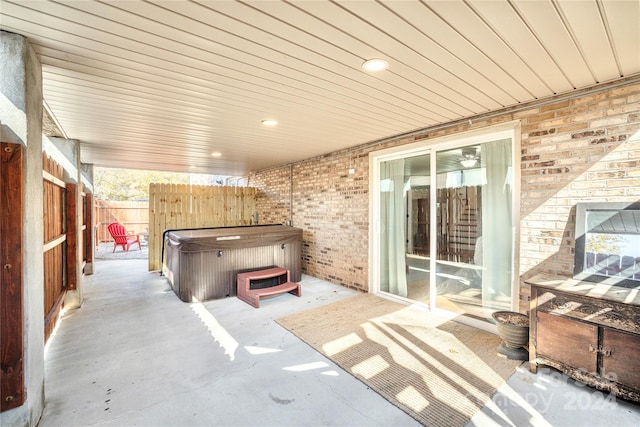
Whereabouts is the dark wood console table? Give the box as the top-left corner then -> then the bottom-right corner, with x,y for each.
526,274 -> 640,402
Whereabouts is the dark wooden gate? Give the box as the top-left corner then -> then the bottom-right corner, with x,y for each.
43,154 -> 67,341
1,142 -> 25,411
42,154 -> 93,341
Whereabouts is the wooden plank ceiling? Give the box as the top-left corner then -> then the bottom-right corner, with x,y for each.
2,0 -> 639,176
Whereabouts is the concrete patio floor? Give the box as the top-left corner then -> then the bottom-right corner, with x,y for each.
39,259 -> 640,426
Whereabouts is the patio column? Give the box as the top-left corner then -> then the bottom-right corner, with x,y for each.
0,31 -> 45,427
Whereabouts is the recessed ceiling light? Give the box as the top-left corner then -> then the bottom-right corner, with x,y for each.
211,152 -> 222,157
362,58 -> 388,72
261,119 -> 278,126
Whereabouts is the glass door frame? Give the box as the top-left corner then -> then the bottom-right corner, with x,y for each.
369,121 -> 521,331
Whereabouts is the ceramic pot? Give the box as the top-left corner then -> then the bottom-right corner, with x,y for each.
492,311 -> 530,360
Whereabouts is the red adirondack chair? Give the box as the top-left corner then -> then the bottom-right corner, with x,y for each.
107,222 -> 141,252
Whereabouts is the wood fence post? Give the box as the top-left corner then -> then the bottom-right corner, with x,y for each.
66,183 -> 78,291
84,193 -> 93,266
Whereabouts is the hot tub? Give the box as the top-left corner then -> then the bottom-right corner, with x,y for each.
164,225 -> 302,302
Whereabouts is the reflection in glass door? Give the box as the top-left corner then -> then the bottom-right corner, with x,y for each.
379,154 -> 430,304
434,139 -> 513,319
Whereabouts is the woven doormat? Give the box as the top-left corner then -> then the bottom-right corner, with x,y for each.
276,294 -> 521,427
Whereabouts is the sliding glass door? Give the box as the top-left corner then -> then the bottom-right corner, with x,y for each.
371,124 -> 519,323
378,154 -> 431,303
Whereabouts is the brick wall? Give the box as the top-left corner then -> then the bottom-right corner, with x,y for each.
516,83 -> 640,311
249,148 -> 375,290
249,80 -> 640,312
